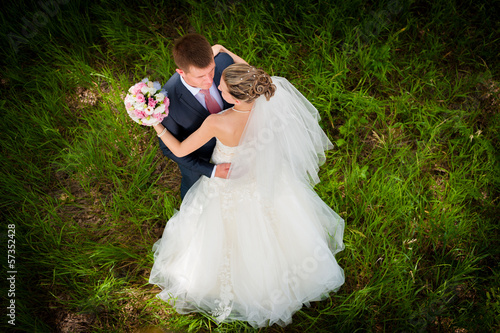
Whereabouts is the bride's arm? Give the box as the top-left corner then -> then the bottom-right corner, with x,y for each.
153,116 -> 218,158
212,44 -> 247,64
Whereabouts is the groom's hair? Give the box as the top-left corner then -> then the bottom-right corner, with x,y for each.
173,34 -> 213,72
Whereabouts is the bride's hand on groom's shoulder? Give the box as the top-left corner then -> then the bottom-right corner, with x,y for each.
211,44 -> 247,65
212,44 -> 225,57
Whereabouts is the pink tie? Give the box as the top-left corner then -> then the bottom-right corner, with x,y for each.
200,89 -> 221,114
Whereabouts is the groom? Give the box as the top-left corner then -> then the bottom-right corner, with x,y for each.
159,33 -> 234,199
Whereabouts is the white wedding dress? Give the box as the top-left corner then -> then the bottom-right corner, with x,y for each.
149,77 -> 345,328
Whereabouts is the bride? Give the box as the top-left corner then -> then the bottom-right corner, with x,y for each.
149,63 -> 345,328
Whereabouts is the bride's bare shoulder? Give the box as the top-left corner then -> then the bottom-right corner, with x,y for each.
208,109 -> 242,133
212,109 -> 236,122
206,108 -> 247,145
205,110 -> 232,129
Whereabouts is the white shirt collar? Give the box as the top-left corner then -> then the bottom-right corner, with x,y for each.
180,75 -> 202,96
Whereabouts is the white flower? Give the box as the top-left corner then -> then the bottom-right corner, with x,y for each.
155,93 -> 165,102
154,104 -> 165,114
124,95 -> 135,106
142,116 -> 160,126
141,86 -> 157,96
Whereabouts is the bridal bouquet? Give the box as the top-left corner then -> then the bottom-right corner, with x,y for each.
124,78 -> 169,126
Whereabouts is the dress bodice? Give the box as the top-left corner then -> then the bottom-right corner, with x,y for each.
211,138 -> 239,164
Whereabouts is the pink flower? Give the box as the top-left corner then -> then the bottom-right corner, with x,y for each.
152,112 -> 164,120
148,97 -> 157,108
132,82 -> 147,95
136,93 -> 145,103
134,109 -> 146,118
163,97 -> 170,107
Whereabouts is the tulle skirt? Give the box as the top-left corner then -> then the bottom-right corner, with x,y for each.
149,172 -> 345,328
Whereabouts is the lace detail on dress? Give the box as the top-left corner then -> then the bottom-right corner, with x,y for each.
211,251 -> 234,322
211,138 -> 238,165
211,183 -> 235,322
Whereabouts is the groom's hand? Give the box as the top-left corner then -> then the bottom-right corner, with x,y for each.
214,163 -> 231,179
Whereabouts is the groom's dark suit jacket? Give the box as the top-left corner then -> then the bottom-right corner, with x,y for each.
159,53 -> 234,198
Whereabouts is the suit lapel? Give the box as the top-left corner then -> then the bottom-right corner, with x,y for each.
174,78 -> 210,119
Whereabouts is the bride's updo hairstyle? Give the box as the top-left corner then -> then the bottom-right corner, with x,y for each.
222,63 -> 276,103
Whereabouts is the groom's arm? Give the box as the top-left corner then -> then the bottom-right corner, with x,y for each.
159,135 -> 230,178
159,140 -> 214,178
158,116 -> 214,178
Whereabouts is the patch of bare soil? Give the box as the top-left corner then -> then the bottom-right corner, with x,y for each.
55,309 -> 95,333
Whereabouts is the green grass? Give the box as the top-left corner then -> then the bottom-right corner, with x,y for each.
1,0 -> 499,332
